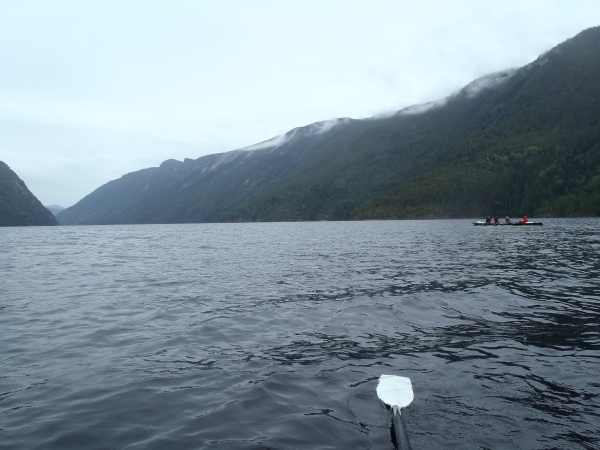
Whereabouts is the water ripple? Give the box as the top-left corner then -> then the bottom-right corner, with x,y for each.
1,219 -> 599,449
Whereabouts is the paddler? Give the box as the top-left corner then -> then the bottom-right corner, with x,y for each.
494,217 -> 499,225
485,215 -> 492,224
519,215 -> 528,224
505,216 -> 511,224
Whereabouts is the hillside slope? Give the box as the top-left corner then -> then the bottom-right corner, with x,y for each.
58,26 -> 600,225
354,27 -> 600,219
0,162 -> 58,226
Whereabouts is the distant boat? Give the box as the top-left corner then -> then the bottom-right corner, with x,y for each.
473,221 -> 543,226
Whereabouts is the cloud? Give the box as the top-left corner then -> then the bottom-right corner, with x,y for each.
243,133 -> 293,151
397,98 -> 449,116
461,69 -> 517,98
389,68 -> 517,117
242,118 -> 351,151
310,118 -> 352,134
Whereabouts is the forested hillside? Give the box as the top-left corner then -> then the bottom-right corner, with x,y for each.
0,162 -> 58,226
353,27 -> 600,219
58,26 -> 600,225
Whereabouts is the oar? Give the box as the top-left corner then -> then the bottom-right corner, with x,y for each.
377,374 -> 414,450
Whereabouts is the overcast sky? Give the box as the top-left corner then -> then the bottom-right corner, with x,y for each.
1,1 -> 599,207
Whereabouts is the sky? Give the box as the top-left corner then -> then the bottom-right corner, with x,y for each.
1,1 -> 599,207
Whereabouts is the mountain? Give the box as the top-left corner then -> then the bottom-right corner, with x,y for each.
0,162 -> 58,226
58,26 -> 600,225
46,204 -> 65,216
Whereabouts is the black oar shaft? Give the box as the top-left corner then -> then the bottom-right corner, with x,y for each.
392,406 -> 413,450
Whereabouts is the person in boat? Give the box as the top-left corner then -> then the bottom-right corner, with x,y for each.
485,216 -> 492,224
505,216 -> 511,224
494,217 -> 499,224
519,215 -> 529,224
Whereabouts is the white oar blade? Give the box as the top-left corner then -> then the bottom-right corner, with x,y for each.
377,374 -> 414,409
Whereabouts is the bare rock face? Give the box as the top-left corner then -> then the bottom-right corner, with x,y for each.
0,161 -> 58,226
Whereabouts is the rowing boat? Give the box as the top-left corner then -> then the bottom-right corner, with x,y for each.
473,221 -> 543,226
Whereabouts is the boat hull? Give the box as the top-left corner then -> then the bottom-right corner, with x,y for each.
473,222 -> 543,226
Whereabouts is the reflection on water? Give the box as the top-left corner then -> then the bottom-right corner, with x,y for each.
1,219 -> 599,449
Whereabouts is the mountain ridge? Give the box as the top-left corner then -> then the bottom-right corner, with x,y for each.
0,161 -> 58,226
57,26 -> 600,225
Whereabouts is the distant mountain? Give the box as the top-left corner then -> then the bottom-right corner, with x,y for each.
46,204 -> 65,216
58,26 -> 600,225
0,162 -> 58,226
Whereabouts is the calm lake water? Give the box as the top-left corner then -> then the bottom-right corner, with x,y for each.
1,219 -> 599,449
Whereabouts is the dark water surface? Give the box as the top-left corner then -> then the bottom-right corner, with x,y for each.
1,219 -> 599,449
